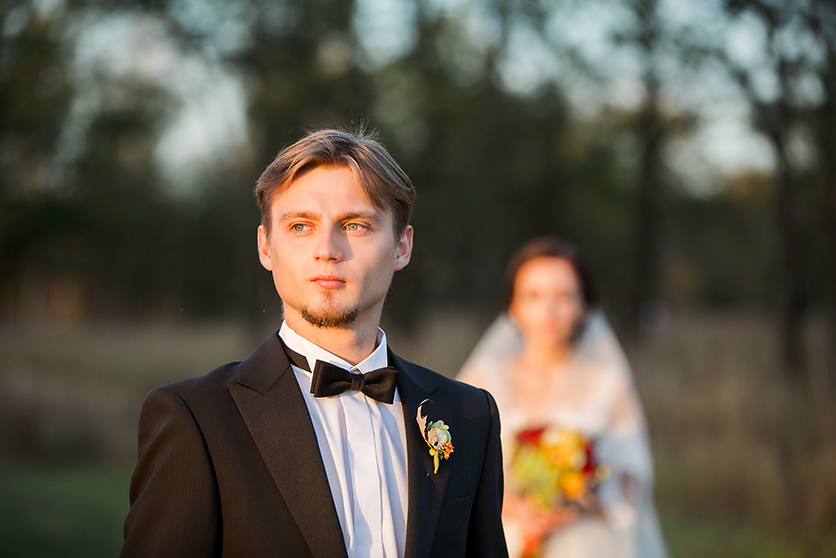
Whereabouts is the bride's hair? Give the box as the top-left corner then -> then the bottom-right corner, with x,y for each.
502,236 -> 598,311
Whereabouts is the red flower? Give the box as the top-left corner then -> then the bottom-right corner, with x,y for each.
516,426 -> 547,445
582,440 -> 596,474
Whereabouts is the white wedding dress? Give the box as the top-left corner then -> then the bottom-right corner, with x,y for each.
458,312 -> 668,558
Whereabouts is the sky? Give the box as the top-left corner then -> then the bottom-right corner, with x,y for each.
57,0 -> 781,196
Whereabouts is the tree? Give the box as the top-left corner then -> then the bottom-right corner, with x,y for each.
0,1 -> 73,321
607,0 -> 701,336
617,0 -> 668,336
805,0 -> 836,386
721,0 -> 813,381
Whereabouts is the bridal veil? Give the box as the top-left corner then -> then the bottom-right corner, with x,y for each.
458,311 -> 668,558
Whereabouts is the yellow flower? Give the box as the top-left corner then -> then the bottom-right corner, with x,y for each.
544,431 -> 587,469
559,470 -> 586,500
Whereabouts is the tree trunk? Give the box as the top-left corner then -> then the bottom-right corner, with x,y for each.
772,138 -> 806,381
773,50 -> 809,381
822,45 -> 836,388
473,81 -> 508,309
627,70 -> 664,336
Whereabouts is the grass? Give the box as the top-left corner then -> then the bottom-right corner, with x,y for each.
629,313 -> 836,532
0,463 -> 832,558
1,312 -> 835,557
0,462 -> 131,558
661,515 -> 836,558
0,321 -> 251,464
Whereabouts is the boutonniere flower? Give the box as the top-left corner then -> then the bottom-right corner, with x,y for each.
416,399 -> 454,474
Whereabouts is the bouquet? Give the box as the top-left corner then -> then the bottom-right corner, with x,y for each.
512,426 -> 607,508
511,426 -> 608,557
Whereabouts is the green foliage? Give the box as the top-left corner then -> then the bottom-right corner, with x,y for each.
668,183 -> 772,308
0,0 -> 831,339
661,515 -> 836,558
0,463 -> 130,558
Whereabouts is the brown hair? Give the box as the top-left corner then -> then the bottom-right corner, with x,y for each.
502,236 -> 598,310
254,128 -> 416,238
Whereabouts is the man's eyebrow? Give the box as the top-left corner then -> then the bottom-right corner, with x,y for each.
335,210 -> 383,224
276,210 -> 319,223
276,209 -> 384,224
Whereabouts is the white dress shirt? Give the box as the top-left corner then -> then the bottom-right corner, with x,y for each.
279,322 -> 408,558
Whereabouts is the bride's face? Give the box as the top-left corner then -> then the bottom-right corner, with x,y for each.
508,256 -> 585,348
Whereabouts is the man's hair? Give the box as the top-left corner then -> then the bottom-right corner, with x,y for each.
502,236 -> 599,311
254,128 -> 416,238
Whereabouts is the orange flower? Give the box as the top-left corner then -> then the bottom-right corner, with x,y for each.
543,431 -> 586,469
559,470 -> 585,500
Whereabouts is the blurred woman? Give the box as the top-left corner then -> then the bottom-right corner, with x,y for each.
458,237 -> 668,558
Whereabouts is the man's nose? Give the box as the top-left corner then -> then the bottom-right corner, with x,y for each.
313,225 -> 344,261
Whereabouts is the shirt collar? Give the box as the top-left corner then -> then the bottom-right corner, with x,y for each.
278,321 -> 389,376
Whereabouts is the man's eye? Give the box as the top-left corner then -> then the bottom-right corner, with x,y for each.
292,224 -> 307,232
346,223 -> 364,232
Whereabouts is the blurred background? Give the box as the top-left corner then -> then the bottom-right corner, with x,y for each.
1,0 -> 835,555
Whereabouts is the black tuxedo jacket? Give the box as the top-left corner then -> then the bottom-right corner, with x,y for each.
121,332 -> 508,558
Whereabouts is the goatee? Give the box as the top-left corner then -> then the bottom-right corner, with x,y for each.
300,305 -> 359,328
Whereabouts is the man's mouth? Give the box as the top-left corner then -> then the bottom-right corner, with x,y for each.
312,275 -> 346,289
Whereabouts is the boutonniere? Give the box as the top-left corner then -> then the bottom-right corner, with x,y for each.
416,399 -> 454,474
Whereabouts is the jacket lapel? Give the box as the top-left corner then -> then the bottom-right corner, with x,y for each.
392,352 -> 451,558
228,333 -> 347,558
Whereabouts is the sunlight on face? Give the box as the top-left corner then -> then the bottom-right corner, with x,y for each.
508,257 -> 586,348
256,165 -> 412,332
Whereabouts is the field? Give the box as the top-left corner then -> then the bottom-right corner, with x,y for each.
1,312 -> 834,557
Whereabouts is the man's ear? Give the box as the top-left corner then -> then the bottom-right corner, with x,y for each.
394,225 -> 413,271
257,225 -> 273,271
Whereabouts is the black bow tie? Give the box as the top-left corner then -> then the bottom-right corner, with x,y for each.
282,343 -> 399,404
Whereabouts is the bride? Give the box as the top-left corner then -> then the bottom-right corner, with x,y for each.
458,237 -> 668,558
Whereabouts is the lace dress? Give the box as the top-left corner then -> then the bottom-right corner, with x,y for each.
457,313 -> 668,558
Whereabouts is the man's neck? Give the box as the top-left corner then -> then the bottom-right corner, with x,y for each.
283,315 -> 381,366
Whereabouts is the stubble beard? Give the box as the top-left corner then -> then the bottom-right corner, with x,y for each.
299,294 -> 359,329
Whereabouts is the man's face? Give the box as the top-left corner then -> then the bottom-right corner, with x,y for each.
257,165 -> 412,330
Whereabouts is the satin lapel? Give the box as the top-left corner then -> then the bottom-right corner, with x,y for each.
228,334 -> 347,558
391,352 -> 450,558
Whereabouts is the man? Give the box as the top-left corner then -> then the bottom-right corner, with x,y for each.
121,128 -> 508,558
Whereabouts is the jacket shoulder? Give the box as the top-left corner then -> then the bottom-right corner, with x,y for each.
158,331 -> 288,403
158,360 -> 241,401
392,352 -> 497,413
